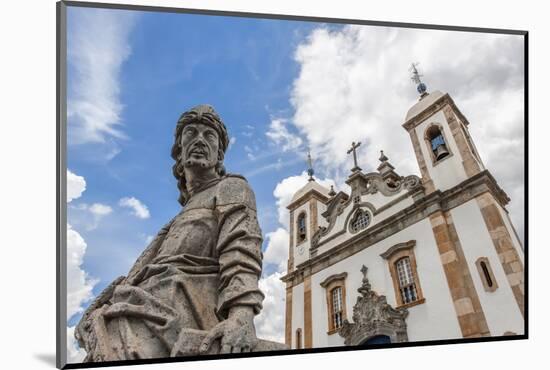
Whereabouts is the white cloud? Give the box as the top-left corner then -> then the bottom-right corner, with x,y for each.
89,203 -> 113,216
254,271 -> 286,343
67,8 -> 137,145
266,118 -> 303,152
264,228 -> 290,274
66,170 -> 97,362
119,196 -> 150,219
290,25 -> 525,241
67,223 -> 97,320
67,170 -> 86,202
67,326 -> 86,363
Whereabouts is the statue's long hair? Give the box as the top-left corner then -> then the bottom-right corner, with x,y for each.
171,105 -> 229,206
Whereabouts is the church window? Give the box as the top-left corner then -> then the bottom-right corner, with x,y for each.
350,209 -> 371,233
331,287 -> 344,329
297,212 -> 307,243
380,241 -> 425,308
295,328 -> 302,349
320,273 -> 348,334
476,257 -> 498,292
425,124 -> 451,163
396,257 -> 418,304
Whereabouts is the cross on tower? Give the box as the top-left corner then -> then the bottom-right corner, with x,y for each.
347,141 -> 362,173
306,149 -> 315,182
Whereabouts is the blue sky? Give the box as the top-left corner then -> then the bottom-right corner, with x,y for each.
65,4 -> 525,362
66,6 -> 323,333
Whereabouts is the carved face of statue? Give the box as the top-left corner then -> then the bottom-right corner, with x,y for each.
180,122 -> 221,171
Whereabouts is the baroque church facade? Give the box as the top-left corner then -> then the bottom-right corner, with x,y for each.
280,76 -> 525,349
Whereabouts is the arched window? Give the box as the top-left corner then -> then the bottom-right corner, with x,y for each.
320,272 -> 348,334
331,287 -> 344,330
425,125 -> 450,162
295,328 -> 302,349
350,209 -> 370,233
297,212 -> 307,243
395,257 -> 418,304
476,257 -> 498,292
380,241 -> 425,308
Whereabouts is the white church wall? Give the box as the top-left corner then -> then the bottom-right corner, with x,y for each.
307,218 -> 462,347
360,189 -> 406,210
291,282 -> 305,349
373,196 -> 415,224
450,199 -> 524,335
414,110 -> 468,191
495,202 -> 525,263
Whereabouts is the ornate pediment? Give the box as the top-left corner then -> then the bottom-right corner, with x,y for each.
339,265 -> 409,345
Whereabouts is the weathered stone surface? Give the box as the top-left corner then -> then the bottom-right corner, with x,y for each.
75,105 -> 287,363
339,266 -> 408,345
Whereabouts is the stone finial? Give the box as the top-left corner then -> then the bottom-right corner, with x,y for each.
328,185 -> 336,197
358,265 -> 372,296
379,150 -> 388,163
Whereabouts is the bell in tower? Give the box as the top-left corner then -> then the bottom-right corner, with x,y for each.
426,127 -> 450,162
431,133 -> 450,161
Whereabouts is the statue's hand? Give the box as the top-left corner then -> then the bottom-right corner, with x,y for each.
199,306 -> 258,354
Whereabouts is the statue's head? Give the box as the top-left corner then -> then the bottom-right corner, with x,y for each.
171,104 -> 230,206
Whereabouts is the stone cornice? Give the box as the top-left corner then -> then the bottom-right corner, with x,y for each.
281,170 -> 510,286
380,240 -> 416,260
319,272 -> 348,288
402,93 -> 471,132
287,189 -> 329,211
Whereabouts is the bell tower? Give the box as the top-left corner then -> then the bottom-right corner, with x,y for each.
403,63 -> 485,194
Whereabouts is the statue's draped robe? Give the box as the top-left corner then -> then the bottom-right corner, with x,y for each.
76,175 -> 264,361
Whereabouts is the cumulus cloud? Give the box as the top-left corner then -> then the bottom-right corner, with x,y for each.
67,170 -> 86,202
264,228 -> 290,273
67,8 -> 137,145
67,223 -> 97,320
67,326 -> 86,363
66,171 -> 98,362
290,25 -> 525,241
266,118 -> 303,152
119,196 -> 150,219
254,272 -> 286,343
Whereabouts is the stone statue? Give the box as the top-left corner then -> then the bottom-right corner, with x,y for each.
75,105 -> 286,362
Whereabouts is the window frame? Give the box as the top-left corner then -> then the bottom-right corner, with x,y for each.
380,240 -> 425,309
475,257 -> 499,292
348,208 -> 371,234
320,272 -> 348,335
296,211 -> 307,245
295,328 -> 302,349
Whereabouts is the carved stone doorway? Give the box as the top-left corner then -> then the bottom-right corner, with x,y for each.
361,335 -> 391,345
339,266 -> 409,346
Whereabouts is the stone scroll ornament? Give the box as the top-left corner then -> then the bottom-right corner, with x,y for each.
339,265 -> 409,345
75,105 -> 287,362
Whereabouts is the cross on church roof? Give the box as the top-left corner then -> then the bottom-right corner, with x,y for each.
306,149 -> 315,182
410,62 -> 428,97
347,141 -> 362,173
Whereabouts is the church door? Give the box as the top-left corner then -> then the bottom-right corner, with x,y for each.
362,335 -> 391,345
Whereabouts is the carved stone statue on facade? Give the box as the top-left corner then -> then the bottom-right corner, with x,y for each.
339,265 -> 409,345
75,105 -> 286,362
